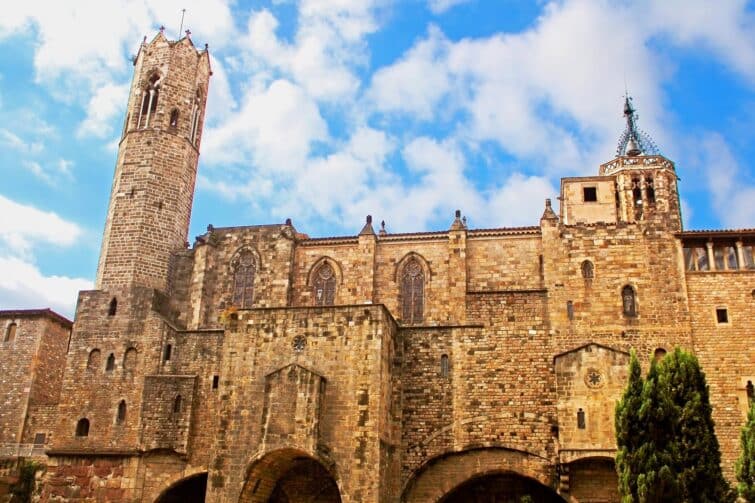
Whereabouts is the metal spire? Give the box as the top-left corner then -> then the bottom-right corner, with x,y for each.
615,95 -> 660,157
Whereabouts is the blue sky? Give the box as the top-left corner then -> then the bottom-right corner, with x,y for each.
0,0 -> 754,317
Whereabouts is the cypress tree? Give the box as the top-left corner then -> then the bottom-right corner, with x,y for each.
615,348 -> 733,502
738,402 -> 755,502
616,351 -> 645,502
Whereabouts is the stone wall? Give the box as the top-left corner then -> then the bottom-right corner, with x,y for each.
686,269 -> 755,477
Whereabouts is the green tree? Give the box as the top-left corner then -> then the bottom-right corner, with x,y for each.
738,402 -> 755,501
615,348 -> 733,502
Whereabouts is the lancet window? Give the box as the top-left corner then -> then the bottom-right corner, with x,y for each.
232,249 -> 256,308
313,262 -> 336,306
401,258 -> 424,324
137,74 -> 161,129
189,89 -> 202,144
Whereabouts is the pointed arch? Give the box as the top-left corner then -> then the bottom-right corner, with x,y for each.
230,247 -> 259,308
116,400 -> 127,424
108,297 -> 118,316
396,253 -> 430,325
87,349 -> 101,371
581,260 -> 594,280
106,353 -> 116,372
307,257 -> 343,306
137,72 -> 162,129
123,347 -> 138,371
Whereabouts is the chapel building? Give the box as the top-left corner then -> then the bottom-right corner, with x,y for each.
1,31 -> 754,503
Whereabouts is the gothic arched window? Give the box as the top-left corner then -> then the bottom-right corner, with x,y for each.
440,354 -> 449,378
232,250 -> 256,308
581,260 -> 594,280
190,88 -> 203,144
622,285 -> 637,317
138,73 -> 161,129
108,297 -> 117,316
313,263 -> 336,306
401,258 -> 424,324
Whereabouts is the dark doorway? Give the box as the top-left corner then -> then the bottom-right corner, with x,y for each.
440,473 -> 564,503
155,473 -> 207,503
268,457 -> 341,503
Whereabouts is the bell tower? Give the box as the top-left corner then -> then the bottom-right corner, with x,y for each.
96,30 -> 211,291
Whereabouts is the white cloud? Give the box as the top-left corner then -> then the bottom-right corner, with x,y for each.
0,128 -> 43,154
202,79 -> 328,170
0,256 -> 91,318
0,194 -> 82,258
698,133 -> 755,229
77,83 -> 130,139
427,0 -> 472,15
21,159 -> 74,186
488,173 -> 558,227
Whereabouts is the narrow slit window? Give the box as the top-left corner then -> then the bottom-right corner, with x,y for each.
169,109 -> 179,128
173,395 -> 182,414
632,177 -> 642,206
108,297 -> 117,316
4,322 -> 16,342
566,301 -> 574,321
116,400 -> 126,424
212,375 -> 219,390
106,353 -> 116,372
163,344 -> 172,362
622,285 -> 637,317
747,381 -> 754,408
581,260 -> 594,280
645,177 -> 655,204
577,408 -> 586,429
440,354 -> 449,378
716,308 -> 728,324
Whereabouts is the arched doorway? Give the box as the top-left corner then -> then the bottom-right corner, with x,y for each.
440,472 -> 564,502
240,449 -> 341,503
155,473 -> 207,503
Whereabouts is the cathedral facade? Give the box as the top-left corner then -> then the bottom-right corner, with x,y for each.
1,32 -> 754,503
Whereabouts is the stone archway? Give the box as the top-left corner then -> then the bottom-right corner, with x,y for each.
402,447 -> 559,503
154,472 -> 208,503
239,448 -> 341,503
440,472 -> 564,503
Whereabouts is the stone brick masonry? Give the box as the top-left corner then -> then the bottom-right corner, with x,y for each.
0,32 -> 753,503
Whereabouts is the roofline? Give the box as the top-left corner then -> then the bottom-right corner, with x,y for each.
676,229 -> 755,240
0,308 -> 73,328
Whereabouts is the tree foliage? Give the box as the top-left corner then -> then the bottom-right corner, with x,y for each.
738,402 -> 755,501
615,348 -> 733,502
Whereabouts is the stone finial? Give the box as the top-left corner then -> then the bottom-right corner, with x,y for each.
541,198 -> 558,222
160,25 -> 165,33
379,220 -> 387,236
450,209 -> 465,230
359,215 -> 375,236
285,218 -> 292,226
207,224 -> 214,232
185,29 -> 192,38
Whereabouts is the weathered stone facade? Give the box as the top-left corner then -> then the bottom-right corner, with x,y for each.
1,32 -> 754,502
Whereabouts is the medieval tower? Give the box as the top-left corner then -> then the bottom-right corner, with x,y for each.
0,30 -> 753,503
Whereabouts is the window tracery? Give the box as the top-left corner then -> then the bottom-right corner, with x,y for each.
313,262 -> 336,306
401,258 -> 424,324
137,74 -> 161,129
232,249 -> 256,308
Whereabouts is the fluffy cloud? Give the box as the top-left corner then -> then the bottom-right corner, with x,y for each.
77,83 -> 130,139
698,133 -> 755,229
0,195 -> 90,316
0,256 -> 91,318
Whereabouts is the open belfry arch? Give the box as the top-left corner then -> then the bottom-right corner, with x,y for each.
0,26 -> 746,503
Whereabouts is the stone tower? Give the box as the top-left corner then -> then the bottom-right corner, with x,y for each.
96,30 -> 211,291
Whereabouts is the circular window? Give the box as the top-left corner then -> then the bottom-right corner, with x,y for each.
585,368 -> 605,389
292,335 -> 307,352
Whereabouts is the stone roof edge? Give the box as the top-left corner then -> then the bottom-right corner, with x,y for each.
553,342 -> 630,363
676,229 -> 755,239
0,308 -> 72,328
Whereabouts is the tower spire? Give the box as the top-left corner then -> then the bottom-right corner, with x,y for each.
616,95 -> 660,157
